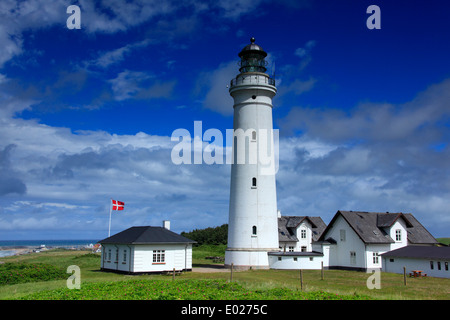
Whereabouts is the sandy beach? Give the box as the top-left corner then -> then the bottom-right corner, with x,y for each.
0,246 -> 36,258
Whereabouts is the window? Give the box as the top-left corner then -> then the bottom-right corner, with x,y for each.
373,252 -> 379,264
288,246 -> 294,252
350,251 -> 356,265
252,177 -> 257,188
152,250 -> 165,263
430,261 -> 434,270
301,229 -> 307,239
108,249 -> 111,261
115,249 -> 119,262
293,257 -> 297,262
252,225 -> 257,235
389,258 -> 395,262
123,250 -> 127,263
445,262 -> 448,271
278,257 -> 282,261
301,246 -> 307,252
252,130 -> 257,141
437,261 -> 441,270
309,257 -> 314,261
340,229 -> 346,242
395,229 -> 402,241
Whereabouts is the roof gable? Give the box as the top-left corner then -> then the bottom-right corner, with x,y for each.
318,211 -> 437,245
99,226 -> 196,244
278,216 -> 327,242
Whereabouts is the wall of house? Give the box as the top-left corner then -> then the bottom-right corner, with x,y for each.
101,244 -> 134,272
324,215 -> 367,269
279,241 -> 297,252
268,254 -> 323,270
382,256 -> 450,279
102,243 -> 192,273
296,221 -> 312,252
365,244 -> 391,270
134,244 -> 192,273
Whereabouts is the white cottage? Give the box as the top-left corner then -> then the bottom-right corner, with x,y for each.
316,211 -> 438,271
99,221 -> 196,274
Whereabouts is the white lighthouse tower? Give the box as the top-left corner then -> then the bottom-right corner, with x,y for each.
225,38 -> 279,269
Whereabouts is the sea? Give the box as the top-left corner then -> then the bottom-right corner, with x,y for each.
0,239 -> 99,257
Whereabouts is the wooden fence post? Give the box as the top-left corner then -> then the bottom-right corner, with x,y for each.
173,268 -> 175,281
403,267 -> 407,286
321,261 -> 324,280
300,269 -> 303,291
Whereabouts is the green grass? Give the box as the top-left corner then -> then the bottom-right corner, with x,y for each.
192,244 -> 227,265
1,246 -> 449,300
437,238 -> 450,246
20,279 -> 370,300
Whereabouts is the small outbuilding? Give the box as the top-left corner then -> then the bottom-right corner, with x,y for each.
381,245 -> 450,279
99,221 -> 196,274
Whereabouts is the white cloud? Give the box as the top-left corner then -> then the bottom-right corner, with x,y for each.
108,70 -> 176,101
88,39 -> 155,69
274,78 -> 450,236
294,40 -> 316,58
196,61 -> 237,116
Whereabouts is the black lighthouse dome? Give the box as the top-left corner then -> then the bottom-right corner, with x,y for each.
238,37 -> 268,73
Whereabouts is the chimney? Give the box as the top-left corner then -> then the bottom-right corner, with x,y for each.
163,220 -> 170,230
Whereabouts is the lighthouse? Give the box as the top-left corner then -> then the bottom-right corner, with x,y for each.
225,38 -> 279,269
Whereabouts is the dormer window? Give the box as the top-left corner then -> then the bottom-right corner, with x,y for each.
395,229 -> 402,241
301,229 -> 307,239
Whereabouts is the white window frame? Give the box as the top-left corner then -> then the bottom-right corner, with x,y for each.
152,250 -> 165,264
395,229 -> 402,242
350,251 -> 356,265
340,229 -> 346,242
301,229 -> 307,239
373,252 -> 380,264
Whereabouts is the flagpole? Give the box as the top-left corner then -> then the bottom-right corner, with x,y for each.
108,199 -> 112,237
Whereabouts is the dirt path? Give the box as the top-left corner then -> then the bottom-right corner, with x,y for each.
192,264 -> 230,273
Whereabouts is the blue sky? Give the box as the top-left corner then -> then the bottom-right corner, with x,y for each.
0,0 -> 449,240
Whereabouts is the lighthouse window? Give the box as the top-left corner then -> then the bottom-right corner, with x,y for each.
252,177 -> 257,187
252,95 -> 257,99
252,130 -> 256,141
252,226 -> 257,235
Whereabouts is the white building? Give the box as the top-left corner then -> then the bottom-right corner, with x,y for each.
269,214 -> 327,270
225,38 -> 279,269
316,211 -> 438,271
99,221 -> 196,274
381,245 -> 450,279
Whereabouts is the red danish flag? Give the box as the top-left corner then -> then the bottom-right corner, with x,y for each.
111,199 -> 124,211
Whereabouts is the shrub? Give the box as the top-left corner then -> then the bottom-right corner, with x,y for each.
0,263 -> 67,285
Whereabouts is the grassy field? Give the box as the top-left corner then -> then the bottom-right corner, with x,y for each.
0,246 -> 449,300
437,238 -> 450,246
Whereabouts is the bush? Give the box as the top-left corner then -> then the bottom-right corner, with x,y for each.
0,263 -> 67,285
